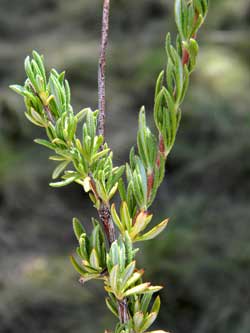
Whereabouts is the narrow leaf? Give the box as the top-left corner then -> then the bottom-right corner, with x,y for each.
49,176 -> 77,188
136,219 -> 169,242
52,160 -> 70,179
72,217 -> 85,240
124,282 -> 150,297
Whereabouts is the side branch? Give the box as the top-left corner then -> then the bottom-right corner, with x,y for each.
29,83 -> 55,123
98,0 -> 111,138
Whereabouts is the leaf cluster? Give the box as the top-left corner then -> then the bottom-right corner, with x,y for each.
10,1 -> 208,332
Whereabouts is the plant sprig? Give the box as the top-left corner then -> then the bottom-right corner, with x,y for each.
10,1 -> 208,332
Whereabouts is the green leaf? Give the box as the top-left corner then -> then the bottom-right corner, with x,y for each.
73,217 -> 85,240
92,148 -> 110,163
70,255 -> 86,276
124,231 -> 134,265
140,312 -> 158,332
76,108 -> 90,122
79,234 -> 89,259
52,160 -> 70,179
141,293 -> 153,314
120,261 -> 136,290
89,249 -> 100,270
105,297 -> 119,318
124,283 -> 150,297
49,175 -> 78,188
175,0 -> 184,39
34,139 -> 55,150
120,202 -> 132,231
83,177 -> 91,192
24,56 -> 37,89
110,165 -> 125,189
32,51 -> 46,83
30,108 -> 44,123
25,112 -> 44,127
9,85 -> 27,97
137,107 -> 157,170
109,265 -> 119,293
187,38 -> 200,72
131,211 -> 152,239
151,295 -> 161,315
65,79 -> 71,108
136,219 -> 169,242
144,286 -> 163,294
125,270 -> 144,290
133,312 -> 144,331
117,238 -> 126,272
49,155 -> 66,161
155,71 -> 164,102
180,65 -> 190,103
111,204 -> 124,233
108,241 -> 119,268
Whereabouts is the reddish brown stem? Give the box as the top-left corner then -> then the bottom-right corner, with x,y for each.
96,0 -> 116,246
98,203 -> 116,245
118,299 -> 130,324
182,48 -> 190,66
147,172 -> 154,200
97,1 -> 130,325
156,134 -> 166,167
89,176 -> 116,245
98,0 -> 111,138
43,104 -> 54,124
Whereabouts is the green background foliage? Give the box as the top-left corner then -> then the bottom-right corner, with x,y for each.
1,0 -> 250,332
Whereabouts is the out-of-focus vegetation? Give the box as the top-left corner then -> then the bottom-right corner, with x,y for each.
0,1 -> 250,333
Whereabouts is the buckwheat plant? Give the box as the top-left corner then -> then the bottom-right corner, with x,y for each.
10,1 -> 208,332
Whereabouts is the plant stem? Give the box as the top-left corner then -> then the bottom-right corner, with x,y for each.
118,299 -> 130,324
98,202 -> 116,245
98,0 -> 110,138
97,0 -> 130,325
97,0 -> 115,247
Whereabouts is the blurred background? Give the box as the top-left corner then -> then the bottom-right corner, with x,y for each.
0,0 -> 250,332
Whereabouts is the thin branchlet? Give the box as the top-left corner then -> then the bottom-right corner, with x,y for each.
98,0 -> 110,138
96,0 -> 117,249
97,0 -> 130,323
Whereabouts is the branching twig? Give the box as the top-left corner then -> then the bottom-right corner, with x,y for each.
11,1 -> 209,332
